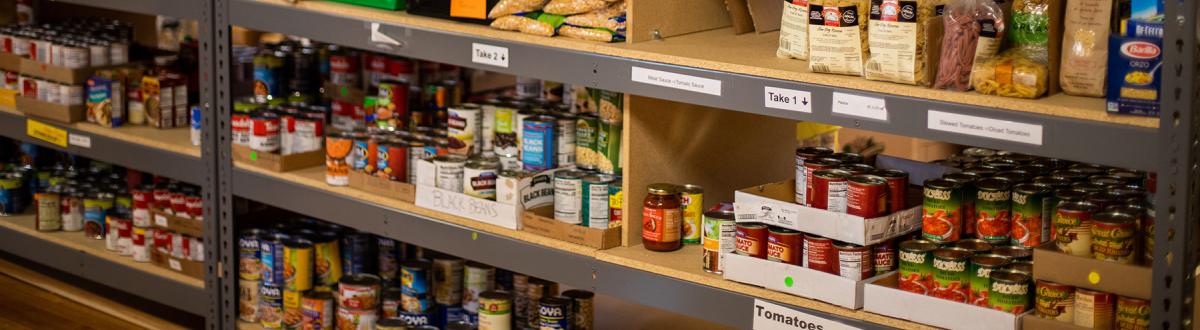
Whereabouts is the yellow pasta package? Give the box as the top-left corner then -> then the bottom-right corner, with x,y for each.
807,0 -> 871,76
970,47 -> 1048,98
864,0 -> 943,85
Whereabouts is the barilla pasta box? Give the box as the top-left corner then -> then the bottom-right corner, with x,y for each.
1106,18 -> 1163,117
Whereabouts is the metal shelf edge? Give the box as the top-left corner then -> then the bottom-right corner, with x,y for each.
49,0 -> 203,20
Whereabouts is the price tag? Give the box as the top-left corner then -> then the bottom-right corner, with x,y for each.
168,258 -> 182,271
472,43 -> 509,68
764,86 -> 812,113
68,134 -> 91,148
155,214 -> 169,228
631,66 -> 722,96
831,92 -> 887,121
752,299 -> 860,330
26,119 -> 67,147
927,110 -> 1043,145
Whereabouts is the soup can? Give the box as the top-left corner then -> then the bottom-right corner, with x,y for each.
239,279 -> 260,323
803,158 -> 842,206
811,169 -> 851,212
795,147 -> 834,205
478,291 -> 512,330
338,273 -> 382,310
250,111 -> 281,152
874,168 -> 909,214
335,307 -> 378,330
734,222 -> 768,259
324,132 -> 355,186
526,279 -> 559,329
259,284 -> 284,329
239,229 -> 263,280
847,174 -> 888,218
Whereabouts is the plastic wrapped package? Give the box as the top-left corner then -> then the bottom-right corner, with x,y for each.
489,0 -> 549,18
1009,0 -> 1050,47
563,0 -> 625,30
543,0 -> 612,15
776,0 -> 812,60
559,25 -> 624,42
807,0 -> 871,76
864,0 -> 944,85
490,12 -> 566,37
971,47 -> 1048,98
1059,0 -> 1112,97
933,0 -> 1005,90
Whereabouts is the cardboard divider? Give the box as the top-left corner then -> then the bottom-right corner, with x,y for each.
722,252 -> 885,308
1021,313 -> 1091,330
732,180 -> 921,246
18,58 -> 105,85
149,249 -> 203,281
863,273 -> 1027,330
149,208 -> 204,238
0,53 -> 20,72
629,0 -> 733,42
521,206 -> 622,249
413,159 -> 558,230
348,170 -> 416,203
232,144 -> 325,172
16,96 -> 86,123
1031,246 -> 1152,299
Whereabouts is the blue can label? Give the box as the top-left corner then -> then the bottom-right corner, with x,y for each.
340,234 -> 374,275
351,139 -> 370,171
539,304 -> 570,329
433,304 -> 467,329
260,238 -> 285,286
398,311 -> 431,327
378,238 -> 399,281
401,266 -> 429,295
521,120 -> 556,171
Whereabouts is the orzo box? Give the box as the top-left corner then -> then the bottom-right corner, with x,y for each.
1105,18 -> 1162,117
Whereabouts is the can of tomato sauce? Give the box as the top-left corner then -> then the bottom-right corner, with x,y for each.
847,174 -> 888,218
943,172 -> 980,238
795,147 -> 834,205
834,242 -> 872,280
1054,201 -> 1100,257
923,178 -> 964,242
931,247 -> 972,302
766,227 -> 801,265
873,240 -> 896,275
1011,183 -> 1053,247
1115,296 -> 1150,329
874,169 -> 908,214
734,223 -> 768,259
1090,211 -> 1137,264
250,111 -> 281,152
1035,280 -> 1075,322
803,234 -> 835,274
812,169 -> 851,212
1074,288 -> 1115,329
968,254 -> 1012,307
804,158 -> 842,207
975,177 -> 1013,244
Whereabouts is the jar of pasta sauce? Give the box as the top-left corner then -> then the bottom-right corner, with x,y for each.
642,183 -> 682,252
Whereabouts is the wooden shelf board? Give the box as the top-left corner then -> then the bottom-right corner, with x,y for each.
0,106 -> 200,158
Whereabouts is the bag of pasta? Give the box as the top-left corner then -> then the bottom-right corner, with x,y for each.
1058,0 -> 1112,97
489,0 -> 548,18
777,0 -> 812,60
970,47 -> 1049,98
933,0 -> 1004,91
807,0 -> 871,76
543,0 -> 613,15
563,0 -> 625,31
559,25 -> 624,42
863,0 -> 941,85
490,12 -> 566,37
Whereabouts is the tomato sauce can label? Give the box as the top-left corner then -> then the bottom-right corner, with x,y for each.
1035,280 -> 1075,322
284,240 -> 313,291
1115,296 -> 1150,329
834,242 -> 872,280
793,148 -> 832,205
448,105 -> 482,155
249,113 -> 281,152
1054,202 -> 1097,257
988,269 -> 1031,314
521,117 -> 556,172
300,292 -> 334,330
324,133 -> 354,186
931,248 -> 971,302
258,284 -> 283,329
1011,184 -> 1052,247
680,187 -> 704,244
876,169 -> 908,214
872,241 -> 896,275
804,159 -> 840,206
847,174 -> 888,218
975,178 -> 1013,243
734,223 -> 768,259
767,228 -> 801,265
811,169 -> 849,212
803,234 -> 835,273
968,254 -> 1011,306
239,279 -> 260,323
1075,289 -> 1115,328
1091,213 -> 1137,264
922,179 -> 963,242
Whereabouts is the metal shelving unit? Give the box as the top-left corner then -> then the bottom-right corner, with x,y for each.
47,0 -> 203,20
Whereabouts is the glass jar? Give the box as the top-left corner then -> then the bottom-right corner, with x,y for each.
642,183 -> 682,252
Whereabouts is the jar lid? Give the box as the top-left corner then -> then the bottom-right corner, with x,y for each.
647,183 -> 677,195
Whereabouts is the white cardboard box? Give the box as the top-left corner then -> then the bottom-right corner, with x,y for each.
733,180 -> 920,246
414,159 -> 556,230
863,274 -> 1027,330
722,252 -> 887,309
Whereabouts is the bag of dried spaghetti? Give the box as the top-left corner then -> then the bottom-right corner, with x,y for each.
490,12 -> 566,37
563,0 -> 625,31
807,0 -> 871,76
489,0 -> 548,18
543,0 -> 613,15
777,0 -> 812,60
863,0 -> 943,85
970,0 -> 1049,98
933,0 -> 1005,91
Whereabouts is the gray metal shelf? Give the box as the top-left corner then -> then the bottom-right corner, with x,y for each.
47,0 -> 203,20
229,0 -> 1157,171
0,110 -> 206,185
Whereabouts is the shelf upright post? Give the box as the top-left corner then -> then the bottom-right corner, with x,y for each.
200,0 -> 236,327
1155,0 -> 1199,328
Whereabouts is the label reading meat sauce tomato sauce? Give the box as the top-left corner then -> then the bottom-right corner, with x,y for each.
642,207 -> 681,243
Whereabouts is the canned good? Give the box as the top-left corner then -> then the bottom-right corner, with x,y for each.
300,290 -> 334,330
581,174 -> 612,229
381,287 -> 402,318
462,261 -> 495,319
34,187 -> 61,231
795,147 -> 835,205
702,203 -> 736,274
954,239 -> 993,255
250,112 -> 282,152
923,178 -> 964,242
378,238 -> 400,281
526,278 -> 559,329
396,311 -> 433,328
989,269 -> 1032,314
283,289 -> 303,330
931,247 -> 972,302
239,229 -> 263,280
873,240 -> 896,275
973,178 -> 1012,244
811,169 -> 851,212
83,191 -> 114,240
553,170 -> 584,224
433,257 -> 465,305
804,234 -> 836,274
1055,201 -> 1100,257
284,238 -> 314,291
351,134 -> 376,173
563,290 -> 594,330
735,222 -> 768,259
338,273 -> 382,310
847,174 -> 888,218
767,227 -> 802,265
804,158 -> 842,206
239,279 -> 260,322
324,133 -> 354,186
596,119 -> 622,174
575,114 -> 599,170
377,140 -> 408,181
313,233 -> 343,287
464,157 -> 499,200
340,233 -> 374,275
834,242 -> 873,280
478,291 -> 512,330
376,318 -> 408,330
943,172 -> 980,237
131,227 -> 150,262
1115,296 -> 1150,329
61,188 -> 84,231
1011,183 -> 1053,247
874,169 -> 909,214
968,254 -> 1012,306
1035,280 -> 1075,322
433,155 -> 468,193
335,307 -> 378,330
401,261 -> 431,313
555,114 -> 577,167
1091,211 -> 1138,264
680,184 -> 704,244
609,176 -> 623,228
1074,288 -> 1115,329
522,116 -> 556,171
448,104 -> 482,155
538,296 -> 572,330
260,284 -> 284,329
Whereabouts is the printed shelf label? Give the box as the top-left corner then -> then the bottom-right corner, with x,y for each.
764,86 -> 812,113
155,214 -> 169,228
68,134 -> 91,148
631,66 -> 722,96
472,43 -> 509,68
927,110 -> 1043,145
26,119 -> 67,147
832,92 -> 888,121
752,299 -> 861,330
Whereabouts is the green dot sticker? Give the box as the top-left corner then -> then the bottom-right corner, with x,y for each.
250,151 -> 258,161
341,86 -> 349,97
472,232 -> 478,240
784,276 -> 794,288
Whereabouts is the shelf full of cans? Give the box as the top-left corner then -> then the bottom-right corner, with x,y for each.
238,214 -> 597,330
0,138 -> 206,279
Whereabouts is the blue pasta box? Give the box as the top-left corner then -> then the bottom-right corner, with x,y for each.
1106,19 -> 1163,117
86,74 -> 123,127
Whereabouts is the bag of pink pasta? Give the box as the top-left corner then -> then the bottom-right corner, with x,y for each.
933,0 -> 1005,91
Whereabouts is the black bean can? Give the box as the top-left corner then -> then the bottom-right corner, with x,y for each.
340,232 -> 376,276
562,290 -> 595,330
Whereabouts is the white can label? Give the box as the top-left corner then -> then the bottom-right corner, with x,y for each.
587,182 -> 610,228
435,161 -> 465,193
826,180 -> 848,213
554,176 -> 582,224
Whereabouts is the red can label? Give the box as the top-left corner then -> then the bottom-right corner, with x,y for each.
152,188 -> 171,210
873,242 -> 896,274
231,113 -> 252,146
186,196 -> 203,220
804,163 -> 837,206
170,192 -> 188,215
847,177 -> 888,218
250,115 -> 281,151
883,175 -> 907,214
735,225 -> 768,259
154,229 -> 171,253
836,244 -> 873,280
329,54 -> 358,85
767,231 -> 801,265
132,189 -> 150,209
804,235 -> 835,273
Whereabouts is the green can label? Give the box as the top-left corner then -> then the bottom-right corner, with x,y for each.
596,120 -> 622,175
975,188 -> 1012,242
989,277 -> 1031,314
931,256 -> 969,302
898,248 -> 933,294
575,116 -> 598,170
968,257 -> 1010,306
1011,189 -> 1050,247
922,183 -> 963,242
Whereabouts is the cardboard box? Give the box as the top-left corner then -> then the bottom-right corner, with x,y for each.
16,95 -> 85,123
1032,246 -> 1152,299
521,206 -> 622,249
733,180 -> 921,245
1021,313 -> 1091,330
724,0 -> 755,34
232,144 -> 325,172
348,170 -> 416,203
746,0 -> 783,32
150,248 -> 204,281
414,159 -> 556,230
723,252 -> 885,308
864,274 -> 1028,330
150,208 -> 204,238
19,57 -> 100,84
0,52 -> 20,72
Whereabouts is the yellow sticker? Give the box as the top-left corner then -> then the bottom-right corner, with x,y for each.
1088,271 -> 1101,284
26,119 -> 67,147
472,232 -> 478,240
450,0 -> 487,19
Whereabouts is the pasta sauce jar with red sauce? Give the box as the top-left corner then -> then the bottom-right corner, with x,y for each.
642,183 -> 682,252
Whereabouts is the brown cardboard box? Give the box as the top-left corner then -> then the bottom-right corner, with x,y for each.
0,52 -> 20,71
232,144 -> 325,172
746,0 -> 783,32
839,128 -> 960,163
521,206 -> 622,249
348,170 -> 416,203
1032,246 -> 1152,299
1021,313 -> 1091,330
724,0 -> 755,34
16,95 -> 84,123
150,249 -> 204,280
19,57 -> 101,84
150,208 -> 204,238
